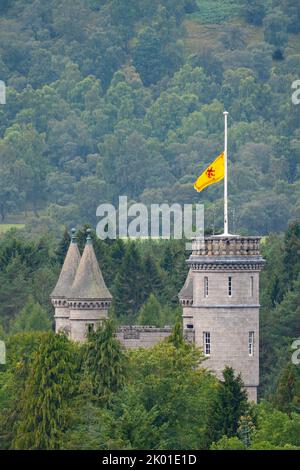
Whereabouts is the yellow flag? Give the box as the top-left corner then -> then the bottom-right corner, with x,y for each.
194,151 -> 224,193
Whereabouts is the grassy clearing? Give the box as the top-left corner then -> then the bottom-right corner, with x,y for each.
188,0 -> 241,25
0,224 -> 25,234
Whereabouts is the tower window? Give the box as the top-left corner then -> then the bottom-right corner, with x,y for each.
228,276 -> 232,296
87,323 -> 95,334
251,276 -> 254,297
203,331 -> 211,356
249,331 -> 254,356
204,276 -> 209,297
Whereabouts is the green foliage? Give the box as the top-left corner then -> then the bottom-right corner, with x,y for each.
208,367 -> 249,443
237,414 -> 255,447
9,295 -> 52,334
210,435 -> 246,450
284,221 -> 300,287
85,319 -> 126,403
0,331 -> 46,449
188,0 -> 241,24
137,294 -> 162,326
12,332 -> 79,450
0,0 -> 299,451
250,403 -> 300,449
0,0 -> 298,235
273,363 -> 300,414
123,341 -> 216,449
62,340 -> 217,450
263,10 -> 289,54
167,321 -> 185,349
241,0 -> 266,26
112,242 -> 147,318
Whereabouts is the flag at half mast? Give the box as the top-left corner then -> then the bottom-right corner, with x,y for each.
193,151 -> 224,193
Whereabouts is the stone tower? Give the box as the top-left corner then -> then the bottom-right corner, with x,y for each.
179,235 -> 265,402
51,228 -> 81,335
68,229 -> 112,341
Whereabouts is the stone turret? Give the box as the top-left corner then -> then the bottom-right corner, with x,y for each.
68,229 -> 112,341
51,228 -> 81,334
179,235 -> 265,402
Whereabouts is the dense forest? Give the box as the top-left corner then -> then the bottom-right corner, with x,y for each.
0,0 -> 300,451
0,0 -> 299,236
0,222 -> 300,449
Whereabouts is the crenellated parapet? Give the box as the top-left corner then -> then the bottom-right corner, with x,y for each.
116,325 -> 172,348
68,299 -> 112,310
189,236 -> 265,272
191,236 -> 261,256
51,298 -> 69,308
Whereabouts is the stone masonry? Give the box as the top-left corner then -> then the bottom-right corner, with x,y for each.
179,235 -> 265,402
51,231 -> 264,402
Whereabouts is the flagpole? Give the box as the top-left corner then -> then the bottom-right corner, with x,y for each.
223,111 -> 229,235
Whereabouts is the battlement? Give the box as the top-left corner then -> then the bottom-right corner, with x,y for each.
191,236 -> 261,257
116,325 -> 172,348
117,325 -> 172,332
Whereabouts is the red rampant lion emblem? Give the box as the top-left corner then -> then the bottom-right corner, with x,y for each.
206,167 -> 215,179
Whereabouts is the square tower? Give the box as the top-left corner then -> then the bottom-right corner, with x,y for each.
179,236 -> 265,402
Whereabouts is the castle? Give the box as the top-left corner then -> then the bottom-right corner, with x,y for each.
51,229 -> 264,402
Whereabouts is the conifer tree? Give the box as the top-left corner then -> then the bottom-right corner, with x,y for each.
112,243 -> 146,317
144,254 -> 163,299
208,367 -> 249,443
10,295 -> 52,334
273,363 -> 300,414
168,321 -> 185,349
85,319 -> 126,403
137,293 -> 162,326
13,332 -> 78,450
283,221 -> 300,287
55,228 -> 71,265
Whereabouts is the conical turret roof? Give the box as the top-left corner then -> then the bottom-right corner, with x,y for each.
51,229 -> 81,299
69,231 -> 112,300
178,269 -> 193,301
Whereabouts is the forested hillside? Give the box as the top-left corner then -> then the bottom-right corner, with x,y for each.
0,1 -> 300,452
0,0 -> 299,236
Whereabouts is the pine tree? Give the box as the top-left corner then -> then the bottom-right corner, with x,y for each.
10,295 -> 52,334
273,363 -> 300,414
144,254 -> 163,299
137,293 -> 162,326
208,367 -> 249,443
85,319 -> 126,403
168,321 -> 185,349
13,332 -> 78,450
284,221 -> 300,287
112,243 -> 146,317
55,228 -> 71,265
